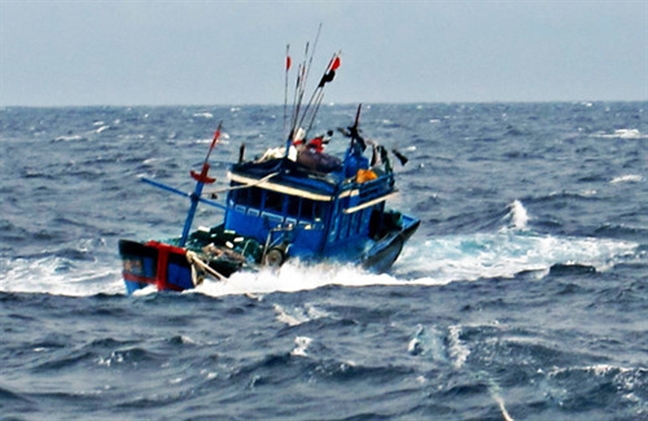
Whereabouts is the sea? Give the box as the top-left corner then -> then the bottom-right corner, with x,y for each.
1,102 -> 646,421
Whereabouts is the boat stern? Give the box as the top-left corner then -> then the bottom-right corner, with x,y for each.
118,240 -> 195,294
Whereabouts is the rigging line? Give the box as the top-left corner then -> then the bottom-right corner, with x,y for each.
300,51 -> 340,131
298,60 -> 328,130
291,42 -> 310,134
299,23 -> 323,126
205,171 -> 280,196
291,22 -> 322,135
308,23 -> 323,75
301,23 -> 322,95
290,62 -> 303,137
283,44 -> 291,140
186,251 -> 227,282
306,89 -> 326,134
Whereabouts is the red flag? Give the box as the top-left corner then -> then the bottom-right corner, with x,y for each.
286,55 -> 292,71
331,55 -> 341,71
209,128 -> 221,151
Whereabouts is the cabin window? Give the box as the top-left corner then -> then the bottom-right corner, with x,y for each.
313,202 -> 324,220
233,185 -> 327,224
286,196 -> 300,218
282,197 -> 324,222
264,190 -> 283,213
232,186 -> 263,210
232,187 -> 263,209
301,199 -> 314,220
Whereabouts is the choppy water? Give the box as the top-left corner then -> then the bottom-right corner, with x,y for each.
1,102 -> 647,420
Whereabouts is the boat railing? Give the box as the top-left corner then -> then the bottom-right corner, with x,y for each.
336,171 -> 394,201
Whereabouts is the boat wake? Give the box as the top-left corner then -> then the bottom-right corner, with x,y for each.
1,231 -> 638,299
1,202 -> 639,298
187,201 -> 639,297
0,255 -> 124,297
190,228 -> 637,299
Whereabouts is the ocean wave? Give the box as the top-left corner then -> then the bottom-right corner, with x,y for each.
544,364 -> 648,411
0,255 -> 124,296
52,135 -> 88,142
610,174 -> 644,184
273,303 -> 331,327
290,336 -> 313,357
192,112 -> 214,119
97,347 -> 162,368
1,225 -> 639,298
591,129 -> 648,140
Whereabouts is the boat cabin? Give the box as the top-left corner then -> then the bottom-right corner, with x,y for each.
223,153 -> 401,263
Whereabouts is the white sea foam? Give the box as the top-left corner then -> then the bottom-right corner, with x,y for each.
193,112 -> 214,118
53,135 -> 85,142
0,256 -> 124,297
273,304 -> 308,326
447,325 -> 470,369
1,196 -> 640,300
592,129 -> 647,139
1,224 -> 638,297
290,336 -> 313,357
397,231 -> 638,284
548,363 -> 636,378
545,364 -> 647,406
407,336 -> 422,355
194,263 -> 405,299
1,226 -> 637,297
409,321 -> 515,420
507,200 -> 529,231
611,174 -> 644,184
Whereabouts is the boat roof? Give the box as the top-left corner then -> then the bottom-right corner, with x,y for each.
229,157 -> 396,204
229,158 -> 347,199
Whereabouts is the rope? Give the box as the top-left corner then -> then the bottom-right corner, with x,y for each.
186,250 -> 227,283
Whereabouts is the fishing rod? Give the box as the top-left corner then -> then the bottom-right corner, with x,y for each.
294,25 -> 323,132
300,52 -> 341,133
284,58 -> 305,160
283,44 -> 291,140
298,24 -> 322,128
289,24 -> 323,139
290,42 -> 310,136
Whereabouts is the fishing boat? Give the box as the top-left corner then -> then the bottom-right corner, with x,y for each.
118,48 -> 420,294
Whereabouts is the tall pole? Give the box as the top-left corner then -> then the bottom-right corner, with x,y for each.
179,123 -> 221,246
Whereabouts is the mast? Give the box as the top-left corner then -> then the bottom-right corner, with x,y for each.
284,28 -> 340,160
180,122 -> 222,246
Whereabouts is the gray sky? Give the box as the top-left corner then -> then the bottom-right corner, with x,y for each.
1,1 -> 646,106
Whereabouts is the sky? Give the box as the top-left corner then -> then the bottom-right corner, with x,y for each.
1,1 -> 647,106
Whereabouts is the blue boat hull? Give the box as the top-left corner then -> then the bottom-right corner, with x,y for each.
119,216 -> 419,294
361,215 -> 420,273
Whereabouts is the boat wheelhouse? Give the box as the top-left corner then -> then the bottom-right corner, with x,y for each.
225,146 -> 419,271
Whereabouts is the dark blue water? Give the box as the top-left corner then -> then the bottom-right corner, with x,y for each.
1,102 -> 647,420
